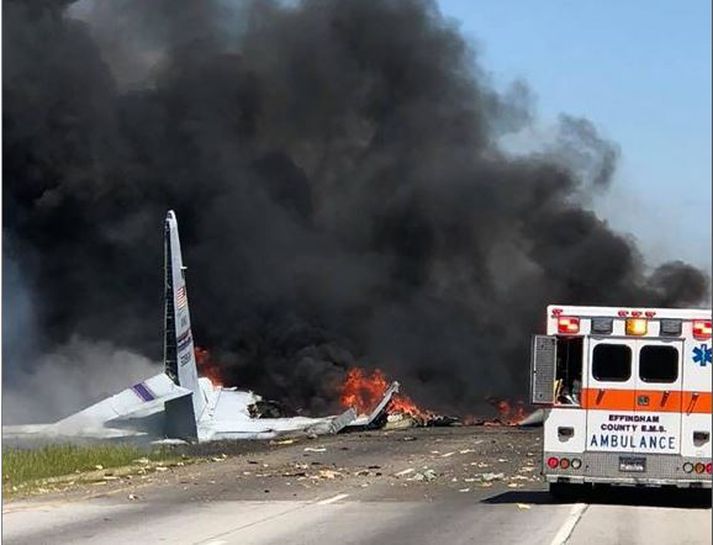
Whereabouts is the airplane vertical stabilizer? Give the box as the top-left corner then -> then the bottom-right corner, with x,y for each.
164,211 -> 206,421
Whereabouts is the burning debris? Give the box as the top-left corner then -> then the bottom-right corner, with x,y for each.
461,399 -> 536,427
195,347 -> 223,388
340,368 -> 459,428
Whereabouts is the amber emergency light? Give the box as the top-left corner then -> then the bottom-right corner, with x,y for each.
625,318 -> 648,336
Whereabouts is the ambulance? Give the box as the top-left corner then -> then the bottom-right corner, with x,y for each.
530,305 -> 712,495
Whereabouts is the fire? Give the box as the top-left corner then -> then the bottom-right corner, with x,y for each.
195,346 -> 224,387
494,399 -> 527,424
480,398 -> 527,426
462,399 -> 528,426
340,367 -> 432,419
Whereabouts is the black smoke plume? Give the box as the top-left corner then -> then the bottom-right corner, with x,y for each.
3,0 -> 709,419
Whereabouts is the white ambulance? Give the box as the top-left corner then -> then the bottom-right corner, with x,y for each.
530,305 -> 712,495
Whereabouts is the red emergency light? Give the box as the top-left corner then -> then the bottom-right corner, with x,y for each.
557,317 -> 580,335
692,320 -> 712,340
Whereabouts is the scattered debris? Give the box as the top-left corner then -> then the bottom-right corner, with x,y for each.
248,400 -> 297,419
516,503 -> 532,510
304,447 -> 327,453
128,494 -> 139,501
271,439 -> 296,445
408,469 -> 437,482
394,468 -> 415,477
481,472 -> 504,482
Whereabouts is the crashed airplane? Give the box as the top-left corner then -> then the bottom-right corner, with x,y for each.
4,211 -> 398,443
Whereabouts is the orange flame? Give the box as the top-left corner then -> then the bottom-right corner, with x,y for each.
339,367 -> 432,420
462,399 -> 529,426
494,399 -> 527,425
195,346 -> 224,387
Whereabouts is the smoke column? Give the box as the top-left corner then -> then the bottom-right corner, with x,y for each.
3,0 -> 708,420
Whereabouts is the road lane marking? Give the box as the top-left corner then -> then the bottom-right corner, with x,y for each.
549,503 -> 587,545
317,493 -> 350,505
203,541 -> 227,545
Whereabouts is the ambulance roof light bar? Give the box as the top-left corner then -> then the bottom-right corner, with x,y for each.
693,320 -> 711,340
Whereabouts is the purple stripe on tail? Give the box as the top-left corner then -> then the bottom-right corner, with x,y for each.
131,382 -> 156,402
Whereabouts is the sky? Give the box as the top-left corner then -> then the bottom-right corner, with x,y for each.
438,0 -> 711,273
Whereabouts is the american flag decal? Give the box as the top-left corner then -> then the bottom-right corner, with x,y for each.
176,286 -> 187,309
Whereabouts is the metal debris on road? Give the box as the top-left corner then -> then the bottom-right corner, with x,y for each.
480,472 -> 504,482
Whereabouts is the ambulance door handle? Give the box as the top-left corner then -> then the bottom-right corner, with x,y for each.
637,395 -> 649,406
558,427 -> 574,440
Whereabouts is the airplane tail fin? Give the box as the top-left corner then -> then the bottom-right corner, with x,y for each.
164,210 -> 206,421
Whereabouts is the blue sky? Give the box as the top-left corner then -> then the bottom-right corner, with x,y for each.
438,0 -> 711,272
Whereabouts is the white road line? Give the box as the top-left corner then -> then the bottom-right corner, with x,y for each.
202,540 -> 228,545
317,493 -> 350,505
549,503 -> 588,545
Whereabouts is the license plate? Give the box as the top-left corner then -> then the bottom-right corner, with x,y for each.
619,456 -> 646,472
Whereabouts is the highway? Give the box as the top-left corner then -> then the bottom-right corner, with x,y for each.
4,427 -> 710,545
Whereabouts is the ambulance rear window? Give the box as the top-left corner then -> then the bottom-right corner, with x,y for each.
592,344 -> 631,382
639,345 -> 678,383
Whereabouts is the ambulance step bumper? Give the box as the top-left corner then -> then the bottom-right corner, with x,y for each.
543,452 -> 712,488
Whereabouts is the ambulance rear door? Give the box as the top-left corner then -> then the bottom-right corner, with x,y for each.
633,338 -> 683,455
585,336 -> 636,452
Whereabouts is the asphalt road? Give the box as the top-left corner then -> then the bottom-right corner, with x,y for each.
4,427 -> 711,545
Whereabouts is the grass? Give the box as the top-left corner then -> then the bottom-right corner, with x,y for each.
2,443 -> 181,495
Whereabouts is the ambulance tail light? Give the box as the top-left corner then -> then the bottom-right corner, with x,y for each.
557,317 -> 580,334
570,458 -> 582,470
683,463 -> 693,473
692,320 -> 712,340
625,318 -> 648,336
706,463 -> 712,475
694,463 -> 705,474
559,458 -> 570,470
547,457 -> 559,469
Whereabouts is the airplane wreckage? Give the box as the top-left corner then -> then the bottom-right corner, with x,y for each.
5,211 -> 538,445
